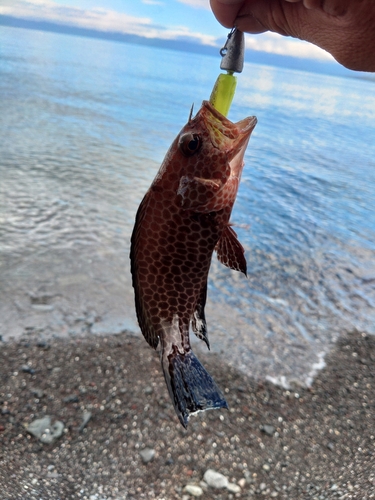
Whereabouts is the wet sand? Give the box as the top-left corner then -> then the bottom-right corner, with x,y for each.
0,330 -> 374,499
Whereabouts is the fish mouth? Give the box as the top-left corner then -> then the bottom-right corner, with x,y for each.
199,100 -> 257,174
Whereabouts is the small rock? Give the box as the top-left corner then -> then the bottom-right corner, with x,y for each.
183,484 -> 203,497
244,470 -> 253,483
31,388 -> 44,398
259,483 -> 267,491
37,340 -> 50,349
263,464 -> 271,472
85,314 -> 96,326
203,469 -> 228,489
63,394 -> 79,403
227,482 -> 241,493
27,416 -> 64,444
238,478 -> 247,488
0,425 -> 5,432
47,472 -> 59,478
327,442 -> 335,451
261,424 -> 275,436
78,411 -> 92,432
270,491 -> 279,497
21,365 -> 35,374
144,386 -> 153,395
139,448 -> 155,464
31,304 -> 54,312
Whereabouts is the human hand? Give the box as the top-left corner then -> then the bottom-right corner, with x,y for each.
210,0 -> 375,71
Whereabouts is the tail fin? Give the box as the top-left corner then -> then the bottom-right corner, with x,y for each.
161,347 -> 228,428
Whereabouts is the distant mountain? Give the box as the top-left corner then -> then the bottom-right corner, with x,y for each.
0,14 -> 372,80
0,14 -> 218,57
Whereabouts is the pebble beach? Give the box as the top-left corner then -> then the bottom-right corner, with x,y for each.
0,329 -> 374,499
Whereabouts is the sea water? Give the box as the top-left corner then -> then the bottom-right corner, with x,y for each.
1,25 -> 375,386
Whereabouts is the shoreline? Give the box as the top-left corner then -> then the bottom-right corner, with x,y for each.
1,330 -> 374,499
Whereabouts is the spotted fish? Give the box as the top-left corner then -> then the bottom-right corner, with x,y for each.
130,101 -> 257,427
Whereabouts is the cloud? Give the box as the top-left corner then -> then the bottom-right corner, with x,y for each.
0,0 -> 333,60
0,0 -> 151,34
177,0 -> 210,9
142,0 -> 164,5
0,0 -> 218,45
246,32 -> 333,62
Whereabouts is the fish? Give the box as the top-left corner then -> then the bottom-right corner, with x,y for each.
130,100 -> 257,427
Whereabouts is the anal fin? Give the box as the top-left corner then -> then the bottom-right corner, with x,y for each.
216,225 -> 247,275
191,284 -> 209,349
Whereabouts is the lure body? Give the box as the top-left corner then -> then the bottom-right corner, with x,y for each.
130,101 -> 257,427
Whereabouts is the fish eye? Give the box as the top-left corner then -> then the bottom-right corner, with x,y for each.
178,133 -> 202,157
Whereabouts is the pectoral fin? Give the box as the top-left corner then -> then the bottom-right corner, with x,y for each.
177,176 -> 222,211
216,225 -> 247,275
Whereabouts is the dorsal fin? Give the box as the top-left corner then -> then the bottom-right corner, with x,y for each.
130,192 -> 160,349
216,225 -> 247,275
188,103 -> 194,122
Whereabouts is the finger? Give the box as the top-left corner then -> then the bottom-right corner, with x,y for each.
210,0 -> 245,28
233,0 -> 303,37
210,0 -> 268,32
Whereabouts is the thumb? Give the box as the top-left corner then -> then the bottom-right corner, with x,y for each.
210,1 -> 259,30
210,0 -> 375,71
210,0 -> 309,36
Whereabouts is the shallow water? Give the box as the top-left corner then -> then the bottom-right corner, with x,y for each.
1,26 -> 375,386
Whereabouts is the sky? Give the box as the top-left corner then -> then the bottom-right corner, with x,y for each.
0,0 -> 333,62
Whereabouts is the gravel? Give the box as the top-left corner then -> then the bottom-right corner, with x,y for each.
139,447 -> 156,464
0,330 -> 375,499
261,424 -> 275,436
203,469 -> 228,489
27,416 -> 65,444
183,484 -> 203,496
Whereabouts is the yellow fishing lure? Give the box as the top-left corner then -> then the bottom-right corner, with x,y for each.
209,27 -> 245,117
